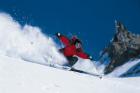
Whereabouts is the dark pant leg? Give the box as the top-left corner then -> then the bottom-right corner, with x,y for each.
66,56 -> 78,66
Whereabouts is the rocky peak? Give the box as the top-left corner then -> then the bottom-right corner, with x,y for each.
100,21 -> 140,74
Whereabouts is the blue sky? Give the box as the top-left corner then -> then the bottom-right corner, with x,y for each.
0,0 -> 140,60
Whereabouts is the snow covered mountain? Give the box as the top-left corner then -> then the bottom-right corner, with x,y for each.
108,59 -> 140,77
121,59 -> 140,77
100,21 -> 140,75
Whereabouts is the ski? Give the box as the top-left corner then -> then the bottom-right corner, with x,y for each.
49,64 -> 103,78
70,68 -> 103,79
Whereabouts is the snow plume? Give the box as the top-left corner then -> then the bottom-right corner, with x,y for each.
72,57 -> 99,75
0,13 -> 67,65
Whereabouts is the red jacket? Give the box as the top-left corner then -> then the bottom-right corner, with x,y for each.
56,33 -> 90,59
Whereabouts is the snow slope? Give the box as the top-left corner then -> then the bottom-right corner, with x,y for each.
108,59 -> 140,77
0,55 -> 140,93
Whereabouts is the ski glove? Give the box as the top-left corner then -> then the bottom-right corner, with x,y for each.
89,56 -> 93,60
56,32 -> 61,37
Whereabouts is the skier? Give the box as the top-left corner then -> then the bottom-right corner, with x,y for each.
56,32 -> 93,66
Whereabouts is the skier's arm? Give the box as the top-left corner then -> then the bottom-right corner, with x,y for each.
56,33 -> 70,46
76,51 -> 93,60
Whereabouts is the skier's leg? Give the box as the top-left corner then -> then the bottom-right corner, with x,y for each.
59,48 -> 64,53
67,56 -> 78,67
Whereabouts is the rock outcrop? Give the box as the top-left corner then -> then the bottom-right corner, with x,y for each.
100,21 -> 140,74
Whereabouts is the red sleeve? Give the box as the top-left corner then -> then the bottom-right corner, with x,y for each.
58,35 -> 70,46
76,51 -> 89,59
